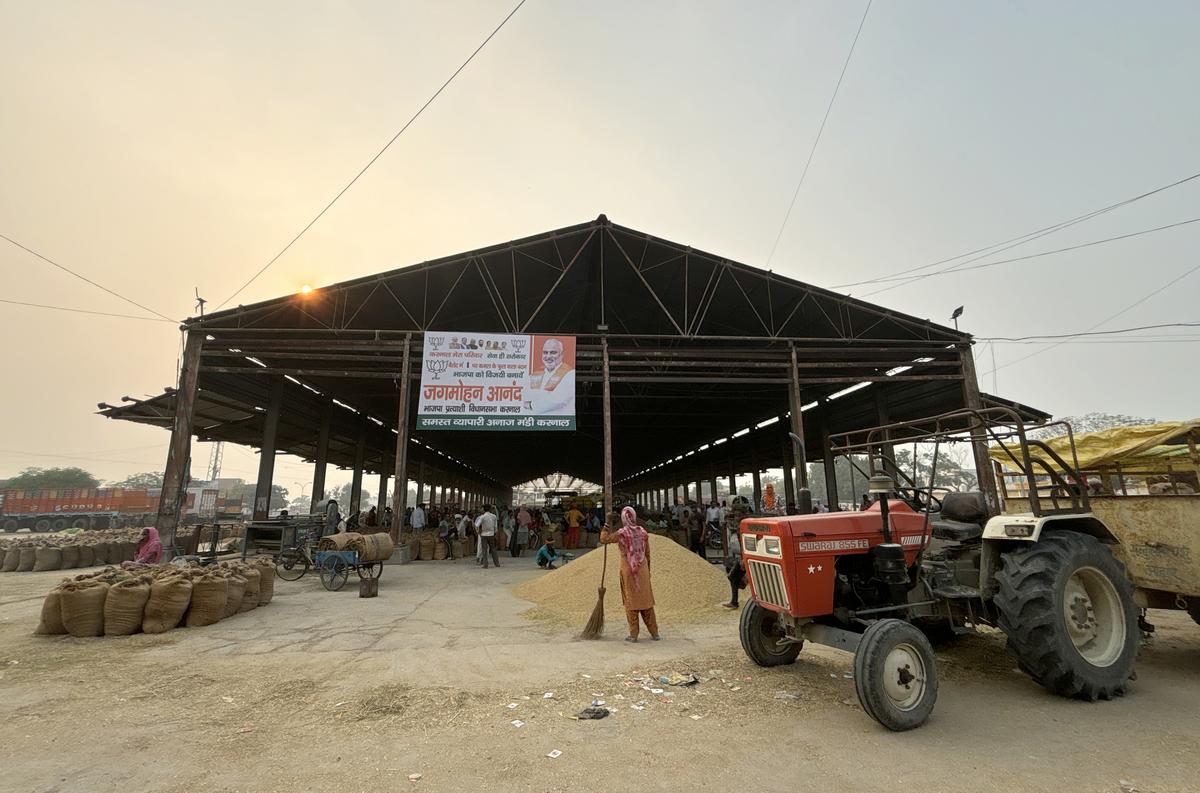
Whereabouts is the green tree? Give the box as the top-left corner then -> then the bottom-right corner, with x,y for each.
109,471 -> 164,489
3,466 -> 100,490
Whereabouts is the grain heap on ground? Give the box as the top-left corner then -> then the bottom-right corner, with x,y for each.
511,533 -> 731,627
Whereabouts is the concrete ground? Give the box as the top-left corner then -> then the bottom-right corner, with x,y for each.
1,554 -> 1198,793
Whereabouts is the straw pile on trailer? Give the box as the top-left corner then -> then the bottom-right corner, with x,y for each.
33,557 -> 278,638
511,533 -> 731,628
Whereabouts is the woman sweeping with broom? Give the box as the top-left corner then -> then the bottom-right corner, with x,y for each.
600,506 -> 661,643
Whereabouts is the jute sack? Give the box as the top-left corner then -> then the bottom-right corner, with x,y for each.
91,542 -> 109,565
60,545 -> 80,569
60,580 -> 110,637
433,540 -> 447,560
33,546 -> 63,572
104,576 -> 152,636
186,574 -> 228,627
2,547 -> 19,572
35,586 -> 68,635
17,546 -> 37,572
77,545 -> 95,568
318,532 -> 359,551
408,538 -> 421,561
142,574 -> 193,633
253,557 -> 275,605
222,575 -> 246,619
238,568 -> 261,613
123,541 -> 139,562
418,537 -> 435,561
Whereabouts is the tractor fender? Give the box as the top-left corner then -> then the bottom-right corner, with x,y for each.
982,513 -> 1118,544
979,514 -> 1119,598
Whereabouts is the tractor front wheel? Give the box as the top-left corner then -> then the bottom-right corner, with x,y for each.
995,531 -> 1137,700
739,601 -> 801,666
853,619 -> 938,731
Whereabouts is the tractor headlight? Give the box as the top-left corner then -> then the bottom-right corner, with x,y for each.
764,536 -> 780,555
1004,523 -> 1034,538
743,534 -> 757,552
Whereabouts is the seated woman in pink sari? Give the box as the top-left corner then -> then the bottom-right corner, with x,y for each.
122,526 -> 163,569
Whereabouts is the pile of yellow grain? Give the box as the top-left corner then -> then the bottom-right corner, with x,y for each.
511,533 -> 731,627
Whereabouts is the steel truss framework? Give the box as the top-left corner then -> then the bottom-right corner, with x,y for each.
99,216 -> 1045,539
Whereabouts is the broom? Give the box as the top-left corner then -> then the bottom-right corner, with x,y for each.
580,538 -> 608,639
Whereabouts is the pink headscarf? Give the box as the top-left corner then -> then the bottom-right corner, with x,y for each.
616,506 -> 648,586
135,526 -> 163,565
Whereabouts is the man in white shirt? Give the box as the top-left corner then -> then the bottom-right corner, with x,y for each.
475,504 -> 500,569
410,502 -> 427,531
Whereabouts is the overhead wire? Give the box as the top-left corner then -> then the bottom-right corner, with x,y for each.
764,0 -> 872,269
978,321 -> 1200,342
982,261 -> 1200,375
0,297 -> 177,323
832,170 -> 1200,291
215,0 -> 528,310
858,216 -> 1200,296
0,232 -> 177,321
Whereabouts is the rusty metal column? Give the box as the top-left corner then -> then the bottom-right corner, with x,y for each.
874,388 -> 899,480
728,460 -> 737,497
821,403 -> 839,510
695,478 -> 704,504
602,337 -> 613,523
415,459 -> 426,504
751,448 -> 762,510
390,333 -> 412,539
349,429 -> 365,517
311,398 -> 332,512
960,343 -> 999,512
252,374 -> 285,520
156,330 -> 203,550
378,471 -> 389,517
788,344 -> 810,512
780,418 -> 795,507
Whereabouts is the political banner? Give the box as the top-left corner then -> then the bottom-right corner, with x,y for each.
416,333 -> 576,431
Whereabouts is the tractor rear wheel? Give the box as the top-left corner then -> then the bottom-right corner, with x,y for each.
994,531 -> 1137,701
853,619 -> 938,731
739,601 -> 801,666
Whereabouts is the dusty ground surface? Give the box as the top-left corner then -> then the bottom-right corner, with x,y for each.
1,554 -> 1199,793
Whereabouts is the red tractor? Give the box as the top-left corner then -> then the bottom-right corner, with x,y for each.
738,408 -> 1139,730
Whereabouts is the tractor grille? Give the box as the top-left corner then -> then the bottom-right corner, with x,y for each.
747,559 -> 789,611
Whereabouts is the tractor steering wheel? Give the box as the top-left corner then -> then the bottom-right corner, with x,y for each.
893,486 -> 942,514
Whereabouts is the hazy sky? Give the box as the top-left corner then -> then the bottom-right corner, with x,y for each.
2,1 -> 1198,496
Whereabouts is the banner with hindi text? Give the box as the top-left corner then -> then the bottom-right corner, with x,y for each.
416,332 -> 576,431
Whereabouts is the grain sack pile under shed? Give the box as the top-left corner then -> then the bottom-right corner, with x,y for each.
511,533 -> 731,628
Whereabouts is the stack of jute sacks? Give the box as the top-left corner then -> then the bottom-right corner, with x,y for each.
316,531 -> 395,560
33,557 -> 277,638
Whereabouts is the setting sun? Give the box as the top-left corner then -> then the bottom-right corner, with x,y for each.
299,284 -> 313,295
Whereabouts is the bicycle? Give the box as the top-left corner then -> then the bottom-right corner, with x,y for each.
275,533 -> 315,581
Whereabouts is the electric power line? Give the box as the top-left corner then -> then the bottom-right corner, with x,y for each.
983,261 -> 1200,375
832,170 -> 1200,291
852,216 -> 1200,295
978,321 -> 1200,342
215,0 -> 528,310
0,232 -> 177,321
764,0 -> 872,269
0,297 -> 177,323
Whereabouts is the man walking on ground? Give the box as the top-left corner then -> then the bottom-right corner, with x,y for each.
476,504 -> 500,569
411,502 -> 427,532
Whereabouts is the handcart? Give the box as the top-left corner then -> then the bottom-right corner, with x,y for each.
314,549 -> 384,591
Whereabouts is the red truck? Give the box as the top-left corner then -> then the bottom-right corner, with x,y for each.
0,486 -> 243,532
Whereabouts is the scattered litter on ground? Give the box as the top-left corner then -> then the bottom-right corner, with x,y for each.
546,750 -> 563,759
659,673 -> 698,686
511,720 -> 525,728
506,703 -> 519,709
407,773 -> 422,782
573,707 -> 609,720
543,692 -> 554,699
689,714 -> 704,720
775,692 -> 802,700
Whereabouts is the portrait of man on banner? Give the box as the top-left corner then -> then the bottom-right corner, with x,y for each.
524,335 -> 576,415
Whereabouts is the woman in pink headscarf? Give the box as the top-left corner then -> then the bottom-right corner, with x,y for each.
600,506 -> 660,642
122,526 -> 163,569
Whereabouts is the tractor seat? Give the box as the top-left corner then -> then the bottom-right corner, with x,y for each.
930,491 -> 990,542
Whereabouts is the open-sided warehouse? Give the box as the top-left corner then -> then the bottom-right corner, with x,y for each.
99,215 -> 1045,539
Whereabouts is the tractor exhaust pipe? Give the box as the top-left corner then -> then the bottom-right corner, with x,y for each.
788,432 -> 813,514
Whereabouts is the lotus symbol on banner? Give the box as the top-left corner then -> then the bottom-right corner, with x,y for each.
425,359 -> 449,381
512,339 -> 527,354
429,336 -> 445,351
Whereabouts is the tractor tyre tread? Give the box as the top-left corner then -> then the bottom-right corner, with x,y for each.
993,531 -> 1137,701
738,601 -> 801,667
853,619 -> 938,731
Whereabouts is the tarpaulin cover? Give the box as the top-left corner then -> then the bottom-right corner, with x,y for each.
990,421 -> 1200,473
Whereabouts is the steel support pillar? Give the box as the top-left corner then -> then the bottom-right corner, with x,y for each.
155,330 -> 203,550
388,335 -> 412,542
349,430 -> 365,517
960,343 -> 1000,512
602,338 -> 614,525
821,403 -> 839,510
788,344 -> 811,512
253,374 -> 285,520
311,398 -> 332,512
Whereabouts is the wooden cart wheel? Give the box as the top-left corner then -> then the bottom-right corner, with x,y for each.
320,556 -> 349,591
357,561 -> 383,580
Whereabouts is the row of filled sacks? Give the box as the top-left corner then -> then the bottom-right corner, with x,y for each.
34,557 -> 277,637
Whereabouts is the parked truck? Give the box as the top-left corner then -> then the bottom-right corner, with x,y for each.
0,483 -> 243,532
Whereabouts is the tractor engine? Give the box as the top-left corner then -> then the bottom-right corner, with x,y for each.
741,500 -> 933,622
